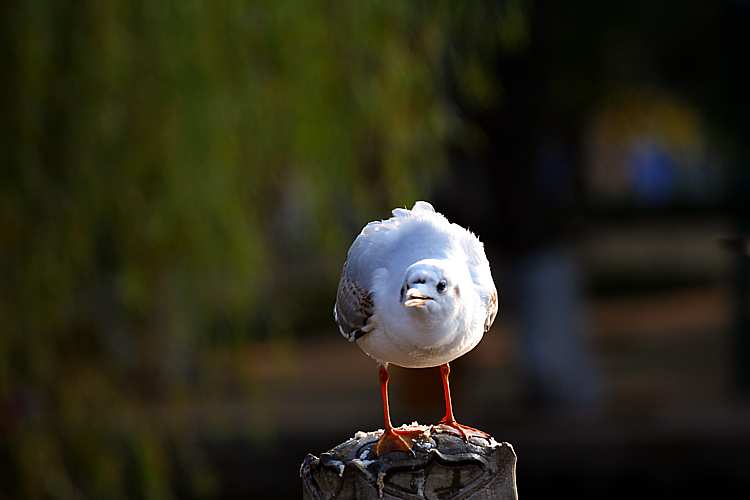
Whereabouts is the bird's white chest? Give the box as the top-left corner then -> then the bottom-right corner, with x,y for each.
356,305 -> 484,369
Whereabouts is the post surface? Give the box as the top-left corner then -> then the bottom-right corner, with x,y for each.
301,425 -> 518,499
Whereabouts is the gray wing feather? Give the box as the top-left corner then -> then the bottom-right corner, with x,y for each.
484,289 -> 498,332
334,260 -> 374,341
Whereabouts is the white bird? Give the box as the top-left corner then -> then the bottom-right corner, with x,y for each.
334,201 -> 498,456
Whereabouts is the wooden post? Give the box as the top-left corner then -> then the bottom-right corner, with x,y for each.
300,425 -> 518,499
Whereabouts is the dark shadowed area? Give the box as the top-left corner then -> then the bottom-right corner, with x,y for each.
2,1 -> 749,499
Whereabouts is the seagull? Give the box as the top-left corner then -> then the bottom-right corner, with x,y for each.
334,201 -> 498,456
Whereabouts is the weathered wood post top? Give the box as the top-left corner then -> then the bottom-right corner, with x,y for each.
301,424 -> 518,499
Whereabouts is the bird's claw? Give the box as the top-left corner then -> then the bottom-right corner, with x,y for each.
374,428 -> 416,457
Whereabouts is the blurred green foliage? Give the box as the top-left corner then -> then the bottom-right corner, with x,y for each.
0,1 -> 521,498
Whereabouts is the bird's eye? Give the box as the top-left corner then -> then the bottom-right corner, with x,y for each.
437,280 -> 447,293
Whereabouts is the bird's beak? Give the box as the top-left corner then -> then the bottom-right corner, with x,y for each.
404,288 -> 433,308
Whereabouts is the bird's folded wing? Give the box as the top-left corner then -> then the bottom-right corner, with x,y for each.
334,260 -> 375,342
484,288 -> 498,332
334,211 -> 404,341
456,226 -> 499,333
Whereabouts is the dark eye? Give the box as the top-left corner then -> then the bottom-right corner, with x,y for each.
437,280 -> 447,293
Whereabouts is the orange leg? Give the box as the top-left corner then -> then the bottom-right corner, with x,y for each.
434,363 -> 490,441
373,365 -> 421,456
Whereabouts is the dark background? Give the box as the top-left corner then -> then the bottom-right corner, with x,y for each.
2,1 -> 749,499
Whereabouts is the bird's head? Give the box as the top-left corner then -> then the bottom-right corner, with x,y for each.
400,259 -> 461,315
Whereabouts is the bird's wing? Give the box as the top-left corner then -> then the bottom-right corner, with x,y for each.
484,288 -> 498,332
334,211 -> 401,342
456,225 -> 499,332
334,260 -> 375,342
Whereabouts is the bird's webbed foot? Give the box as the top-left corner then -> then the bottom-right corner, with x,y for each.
432,417 -> 490,442
373,428 -> 417,457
